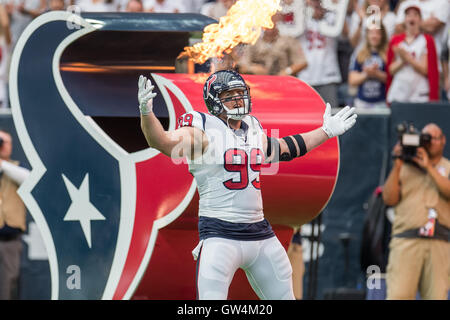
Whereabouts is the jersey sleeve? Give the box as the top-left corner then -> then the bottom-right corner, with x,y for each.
176,111 -> 206,131
349,53 -> 362,72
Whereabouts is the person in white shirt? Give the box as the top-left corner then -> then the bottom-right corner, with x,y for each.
76,0 -> 115,12
182,0 -> 207,13
48,0 -> 66,11
0,4 -> 11,109
387,1 -> 434,103
124,0 -> 143,12
6,0 -> 46,47
297,0 -> 342,107
143,0 -> 183,13
395,0 -> 448,61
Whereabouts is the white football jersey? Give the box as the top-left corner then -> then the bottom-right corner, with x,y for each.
395,0 -> 449,59
387,34 -> 429,103
177,111 -> 266,224
297,11 -> 342,86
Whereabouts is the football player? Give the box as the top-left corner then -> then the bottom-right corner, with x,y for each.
138,70 -> 357,299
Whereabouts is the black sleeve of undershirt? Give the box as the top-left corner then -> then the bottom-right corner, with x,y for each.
292,134 -> 307,157
266,137 -> 280,162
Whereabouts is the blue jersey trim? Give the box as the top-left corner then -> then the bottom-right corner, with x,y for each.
198,111 -> 206,131
198,216 -> 275,241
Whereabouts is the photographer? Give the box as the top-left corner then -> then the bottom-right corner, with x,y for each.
0,129 -> 29,299
382,123 -> 450,299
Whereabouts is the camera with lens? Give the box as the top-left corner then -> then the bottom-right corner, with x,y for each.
395,122 -> 431,162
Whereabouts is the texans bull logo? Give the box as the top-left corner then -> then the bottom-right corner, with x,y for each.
9,12 -> 196,299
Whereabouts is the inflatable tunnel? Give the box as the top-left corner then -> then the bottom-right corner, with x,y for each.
10,12 -> 339,299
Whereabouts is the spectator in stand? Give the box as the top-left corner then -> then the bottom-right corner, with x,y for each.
47,0 -> 66,11
116,0 -> 129,11
105,0 -> 119,9
15,0 -> 46,19
0,1 -> 45,108
395,0 -> 448,101
277,0 -> 305,38
394,0 -> 448,64
125,0 -> 144,12
386,0 -> 439,104
143,0 -> 182,13
0,4 -> 11,109
182,0 -> 207,13
237,13 -> 308,76
200,0 -> 236,20
5,0 -> 46,48
104,0 -> 123,11
297,0 -> 342,108
109,0 -> 139,11
338,0 -> 357,108
76,0 -> 116,12
350,0 -> 396,51
349,23 -> 388,109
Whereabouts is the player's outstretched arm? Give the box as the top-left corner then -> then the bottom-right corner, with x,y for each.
264,103 -> 357,163
138,75 -> 207,159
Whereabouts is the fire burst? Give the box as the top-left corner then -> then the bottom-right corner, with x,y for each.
179,0 -> 281,64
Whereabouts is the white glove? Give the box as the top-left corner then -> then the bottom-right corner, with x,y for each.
138,75 -> 157,115
321,103 -> 357,138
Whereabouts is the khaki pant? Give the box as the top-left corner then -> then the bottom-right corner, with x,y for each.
287,241 -> 305,300
0,237 -> 22,300
386,237 -> 450,300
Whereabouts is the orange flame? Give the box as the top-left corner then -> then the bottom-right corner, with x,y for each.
179,0 -> 281,64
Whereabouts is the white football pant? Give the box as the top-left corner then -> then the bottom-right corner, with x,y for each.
196,237 -> 295,300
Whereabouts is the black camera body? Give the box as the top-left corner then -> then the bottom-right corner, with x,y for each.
396,122 -> 431,162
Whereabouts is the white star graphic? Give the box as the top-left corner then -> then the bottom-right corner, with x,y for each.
62,173 -> 105,248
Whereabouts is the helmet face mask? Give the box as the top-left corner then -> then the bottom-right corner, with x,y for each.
220,87 -> 251,120
203,70 -> 252,120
